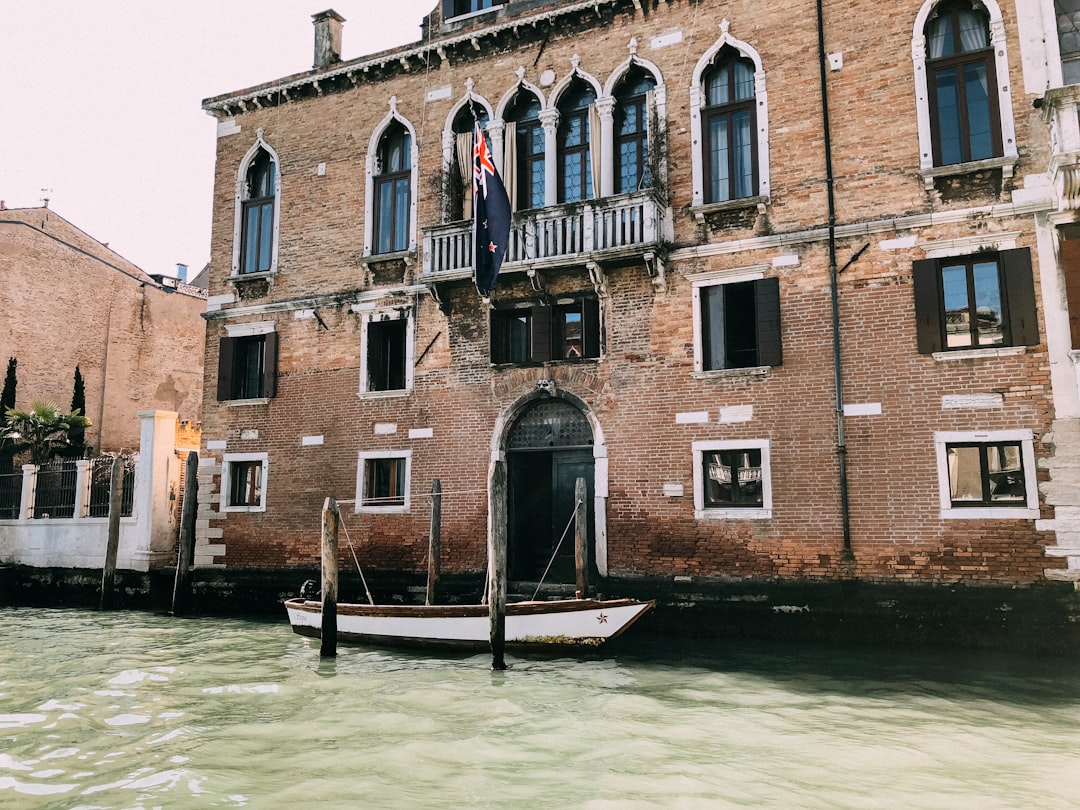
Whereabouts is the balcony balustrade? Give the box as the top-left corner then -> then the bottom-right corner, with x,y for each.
422,191 -> 662,281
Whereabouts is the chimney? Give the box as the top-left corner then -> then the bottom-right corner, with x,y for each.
312,10 -> 344,69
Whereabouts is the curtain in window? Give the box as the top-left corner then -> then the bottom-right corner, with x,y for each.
456,131 -> 473,219
503,121 -> 518,212
588,103 -> 602,198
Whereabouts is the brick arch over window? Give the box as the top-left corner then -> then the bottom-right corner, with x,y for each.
364,102 -> 419,256
689,22 -> 770,210
232,133 -> 281,276
911,0 -> 1017,179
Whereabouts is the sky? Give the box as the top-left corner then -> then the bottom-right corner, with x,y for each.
0,0 -> 439,280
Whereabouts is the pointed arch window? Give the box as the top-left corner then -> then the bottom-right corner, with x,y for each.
241,149 -> 276,274
702,48 -> 757,204
504,91 -> 543,211
557,81 -> 597,204
450,106 -> 489,222
925,0 -> 1001,166
374,122 -> 412,254
613,68 -> 656,194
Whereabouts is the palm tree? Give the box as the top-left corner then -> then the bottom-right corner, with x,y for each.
3,401 -> 92,465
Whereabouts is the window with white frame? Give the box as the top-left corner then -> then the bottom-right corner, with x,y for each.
613,67 -> 657,194
693,439 -> 772,519
692,271 -> 782,373
365,109 -> 418,258
912,0 -> 1017,177
504,89 -> 544,211
934,430 -> 1039,519
356,450 -> 412,513
689,23 -> 770,210
217,321 -> 277,402
221,452 -> 268,512
356,305 -> 414,395
232,136 -> 281,277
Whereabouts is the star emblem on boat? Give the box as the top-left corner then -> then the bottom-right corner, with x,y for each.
597,612 -> 608,624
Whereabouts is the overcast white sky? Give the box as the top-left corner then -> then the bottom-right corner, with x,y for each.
0,0 -> 438,280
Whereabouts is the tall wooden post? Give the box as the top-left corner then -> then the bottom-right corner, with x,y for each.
574,477 -> 589,599
426,479 -> 442,605
488,460 -> 508,670
99,457 -> 123,610
320,496 -> 339,658
171,452 -> 198,616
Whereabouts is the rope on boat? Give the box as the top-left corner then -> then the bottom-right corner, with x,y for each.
339,518 -> 375,606
531,498 -> 581,601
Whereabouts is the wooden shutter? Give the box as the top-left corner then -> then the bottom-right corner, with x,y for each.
912,258 -> 943,354
217,337 -> 234,401
754,277 -> 782,367
261,332 -> 278,399
582,297 -> 601,359
531,305 -> 552,362
1000,248 -> 1039,347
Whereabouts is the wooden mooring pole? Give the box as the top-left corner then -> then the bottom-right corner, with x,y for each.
488,460 -> 508,670
99,456 -> 123,610
574,477 -> 589,599
171,452 -> 198,616
320,496 -> 339,658
426,479 -> 441,605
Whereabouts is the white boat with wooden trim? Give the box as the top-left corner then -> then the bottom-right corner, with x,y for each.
284,597 -> 655,649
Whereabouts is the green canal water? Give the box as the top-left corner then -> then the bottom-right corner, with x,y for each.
1,608 -> 1079,809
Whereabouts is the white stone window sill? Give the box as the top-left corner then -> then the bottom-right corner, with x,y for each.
222,504 -> 267,513
225,397 -> 271,407
358,389 -> 411,399
228,270 -> 276,283
920,155 -> 1018,189
932,346 -> 1025,361
692,366 -> 770,380
696,507 -> 773,520
939,506 -> 1038,520
355,505 -> 409,515
691,195 -> 768,222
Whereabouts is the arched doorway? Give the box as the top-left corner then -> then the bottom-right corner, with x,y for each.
505,398 -> 596,583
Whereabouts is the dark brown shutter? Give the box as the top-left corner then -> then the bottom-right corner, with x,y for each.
1000,248 -> 1039,347
754,277 -> 782,367
912,258 -> 943,354
217,337 -> 234,401
368,322 -> 385,390
582,297 -> 601,358
262,332 -> 278,398
531,305 -> 552,362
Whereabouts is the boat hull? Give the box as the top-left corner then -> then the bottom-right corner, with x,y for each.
284,597 -> 654,649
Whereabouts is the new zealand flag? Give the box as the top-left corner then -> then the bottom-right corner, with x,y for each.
472,121 -> 511,296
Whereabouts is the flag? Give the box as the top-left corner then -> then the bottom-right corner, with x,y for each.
472,121 -> 511,296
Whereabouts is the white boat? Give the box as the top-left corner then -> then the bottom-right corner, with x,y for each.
284,596 -> 655,649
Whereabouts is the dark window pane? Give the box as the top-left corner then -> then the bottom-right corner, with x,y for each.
724,281 -> 758,368
258,205 -> 273,272
701,284 -> 726,371
368,319 -> 407,391
365,458 -> 405,507
704,449 -> 763,507
732,110 -> 754,199
509,313 -> 530,362
934,67 -> 963,166
230,461 -> 262,507
947,442 -> 1026,507
941,263 -> 972,348
963,63 -> 993,160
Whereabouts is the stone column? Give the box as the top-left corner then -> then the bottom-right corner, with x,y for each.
132,410 -> 178,571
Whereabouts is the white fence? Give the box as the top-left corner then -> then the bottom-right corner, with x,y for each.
0,411 -> 184,571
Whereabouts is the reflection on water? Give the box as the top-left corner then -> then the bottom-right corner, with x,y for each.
2,607 -> 1079,808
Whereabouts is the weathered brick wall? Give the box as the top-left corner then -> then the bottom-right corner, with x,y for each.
0,208 -> 205,452
196,0 -> 1066,587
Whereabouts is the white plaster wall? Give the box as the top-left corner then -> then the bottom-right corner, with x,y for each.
0,518 -> 145,570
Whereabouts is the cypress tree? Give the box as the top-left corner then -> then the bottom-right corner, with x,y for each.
0,357 -> 16,471
67,365 -> 87,458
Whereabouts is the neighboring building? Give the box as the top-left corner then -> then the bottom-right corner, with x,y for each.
0,204 -> 206,452
195,0 -> 1080,638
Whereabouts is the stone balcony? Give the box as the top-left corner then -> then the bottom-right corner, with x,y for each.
421,190 -> 667,290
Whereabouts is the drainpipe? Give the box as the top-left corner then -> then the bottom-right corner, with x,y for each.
816,0 -> 852,555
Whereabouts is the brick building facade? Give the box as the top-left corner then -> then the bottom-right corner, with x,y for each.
0,205 -> 206,452
195,0 -> 1080,638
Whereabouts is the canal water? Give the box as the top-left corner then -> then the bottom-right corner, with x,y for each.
2,608 -> 1079,809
